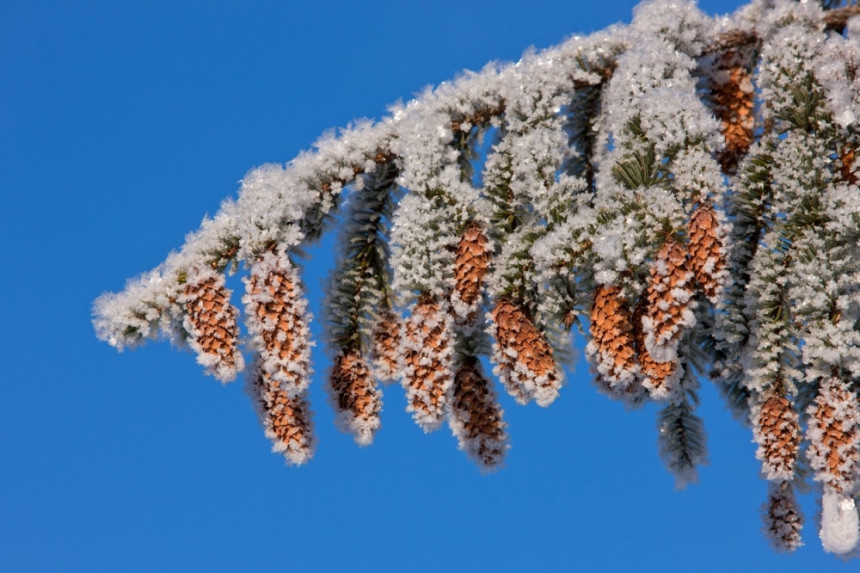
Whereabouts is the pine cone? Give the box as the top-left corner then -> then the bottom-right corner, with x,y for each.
401,298 -> 454,431
489,299 -> 560,407
329,349 -> 382,446
451,222 -> 492,320
642,240 -> 696,364
370,308 -> 401,384
247,358 -> 315,465
840,148 -> 857,185
242,249 -> 312,398
753,394 -> 800,481
632,298 -> 679,400
762,481 -> 804,552
688,204 -> 728,304
806,376 -> 860,493
180,266 -> 244,382
586,284 -> 638,390
449,358 -> 508,470
710,51 -> 754,173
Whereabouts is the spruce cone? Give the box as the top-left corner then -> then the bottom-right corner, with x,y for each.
329,349 -> 382,446
449,358 -> 508,470
840,148 -> 858,185
180,266 -> 244,382
242,249 -> 312,398
489,299 -> 560,407
710,51 -> 754,173
451,222 -> 492,320
762,481 -> 804,552
688,204 -> 728,304
401,298 -> 454,431
642,240 -> 696,364
370,308 -> 401,383
247,358 -> 315,465
633,298 -> 679,400
806,377 -> 860,493
586,284 -> 638,390
753,394 -> 800,481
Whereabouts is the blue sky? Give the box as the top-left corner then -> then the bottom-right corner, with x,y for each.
1,1 -> 856,571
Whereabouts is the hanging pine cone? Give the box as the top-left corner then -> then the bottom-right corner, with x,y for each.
761,481 -> 804,552
840,147 -> 857,185
401,298 -> 454,431
247,357 -> 315,466
370,308 -> 401,384
449,357 -> 508,470
329,349 -> 382,446
642,239 -> 696,364
489,299 -> 560,407
710,50 -> 754,173
179,266 -> 244,382
632,298 -> 679,400
242,249 -> 312,398
688,203 -> 728,304
586,284 -> 638,390
753,393 -> 801,481
806,376 -> 860,493
451,221 -> 492,321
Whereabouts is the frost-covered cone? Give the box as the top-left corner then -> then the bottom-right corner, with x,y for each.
489,299 -> 561,407
400,298 -> 454,432
709,50 -> 754,173
586,284 -> 638,390
632,298 -> 680,400
370,308 -> 401,384
820,490 -> 860,555
329,349 -> 382,446
806,376 -> 860,494
451,222 -> 492,321
449,357 -> 508,470
753,394 -> 801,482
246,357 -> 315,466
762,481 -> 804,552
840,148 -> 858,185
242,248 -> 312,398
179,266 -> 244,382
642,240 -> 696,363
687,204 -> 728,304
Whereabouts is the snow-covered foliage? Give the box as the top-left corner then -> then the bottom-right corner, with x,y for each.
94,0 -> 860,557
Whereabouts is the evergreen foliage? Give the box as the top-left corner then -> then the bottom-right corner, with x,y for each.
93,0 -> 860,556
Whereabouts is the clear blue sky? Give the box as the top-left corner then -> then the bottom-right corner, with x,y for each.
1,1 -> 854,571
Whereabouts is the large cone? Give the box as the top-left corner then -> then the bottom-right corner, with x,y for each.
329,349 -> 382,446
401,299 -> 454,432
451,222 -> 492,320
449,358 -> 508,470
688,204 -> 728,304
180,266 -> 244,382
753,394 -> 800,482
586,284 -> 638,391
489,299 -> 560,407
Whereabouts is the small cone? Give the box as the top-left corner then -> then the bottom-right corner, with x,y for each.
632,298 -> 679,400
753,394 -> 801,481
840,148 -> 858,185
489,299 -> 560,407
401,298 -> 454,431
688,204 -> 728,304
449,358 -> 508,470
247,357 -> 315,465
370,308 -> 401,383
806,376 -> 860,493
710,51 -> 754,173
451,222 -> 492,320
586,284 -> 638,391
180,266 -> 244,382
242,249 -> 312,398
762,481 -> 804,552
642,240 -> 696,364
329,349 -> 382,446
